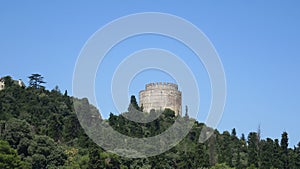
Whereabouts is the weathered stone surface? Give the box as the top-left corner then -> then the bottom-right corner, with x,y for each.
139,82 -> 182,116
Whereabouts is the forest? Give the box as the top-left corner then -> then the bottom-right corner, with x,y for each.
0,75 -> 299,169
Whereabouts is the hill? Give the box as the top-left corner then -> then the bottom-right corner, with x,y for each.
0,75 -> 299,168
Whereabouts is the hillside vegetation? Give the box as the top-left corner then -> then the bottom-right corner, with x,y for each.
0,75 -> 299,169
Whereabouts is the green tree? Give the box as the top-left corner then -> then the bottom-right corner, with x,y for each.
163,108 -> 175,118
230,128 -> 240,168
2,76 -> 14,87
196,142 -> 210,167
294,142 -> 300,168
62,114 -> 82,142
273,139 -> 282,168
28,73 -> 46,89
247,132 -> 259,167
237,133 -> 248,169
1,118 -> 33,150
217,131 -> 232,166
46,114 -> 63,141
260,138 -> 274,169
31,154 -> 46,169
0,140 -> 24,168
128,95 -> 139,111
28,135 -> 66,168
280,132 -> 289,169
231,128 -> 237,137
88,144 -> 103,169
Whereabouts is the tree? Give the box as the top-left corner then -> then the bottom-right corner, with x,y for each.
280,132 -> 289,169
28,73 -> 46,89
0,140 -> 24,168
230,128 -> 240,168
2,76 -> 14,87
88,144 -> 103,169
163,108 -> 175,118
196,142 -> 210,167
62,114 -> 82,143
231,128 -> 237,137
241,134 -> 246,142
217,131 -> 233,166
46,114 -> 63,141
273,139 -> 282,168
295,142 -> 300,167
31,154 -> 47,169
128,95 -> 139,111
1,118 -> 33,150
28,135 -> 66,168
28,135 -> 67,169
235,133 -> 247,169
260,138 -> 274,169
247,132 -> 259,167
64,90 -> 68,96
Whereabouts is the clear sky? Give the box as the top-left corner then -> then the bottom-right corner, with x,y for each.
1,1 -> 300,147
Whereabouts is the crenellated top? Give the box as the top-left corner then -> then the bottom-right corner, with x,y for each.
145,82 -> 178,90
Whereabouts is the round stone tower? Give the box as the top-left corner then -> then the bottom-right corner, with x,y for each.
139,82 -> 182,116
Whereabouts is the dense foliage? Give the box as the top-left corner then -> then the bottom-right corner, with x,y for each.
0,75 -> 299,168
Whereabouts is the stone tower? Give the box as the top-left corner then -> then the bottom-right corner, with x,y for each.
139,82 -> 182,116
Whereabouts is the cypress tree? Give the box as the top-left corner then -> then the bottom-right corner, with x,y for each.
280,132 -> 289,169
247,132 -> 259,167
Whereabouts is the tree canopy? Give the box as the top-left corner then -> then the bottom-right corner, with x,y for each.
28,73 -> 46,89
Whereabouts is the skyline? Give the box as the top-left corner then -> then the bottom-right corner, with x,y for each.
1,1 -> 300,147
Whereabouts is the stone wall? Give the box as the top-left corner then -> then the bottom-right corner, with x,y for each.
139,82 -> 182,116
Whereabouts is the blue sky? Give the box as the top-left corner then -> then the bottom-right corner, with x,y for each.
1,1 -> 300,146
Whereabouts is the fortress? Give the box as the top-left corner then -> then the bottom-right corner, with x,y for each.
139,82 -> 182,116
